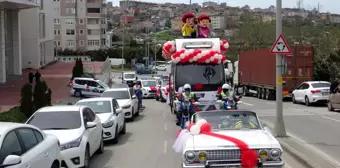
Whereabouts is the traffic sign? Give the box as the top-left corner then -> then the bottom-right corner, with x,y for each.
270,34 -> 292,54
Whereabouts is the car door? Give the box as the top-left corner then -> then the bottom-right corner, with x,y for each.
129,88 -> 138,110
16,128 -> 50,168
112,99 -> 124,130
332,88 -> 340,109
293,83 -> 303,101
86,108 -> 102,155
301,83 -> 310,100
295,83 -> 307,101
0,130 -> 26,168
82,109 -> 97,155
85,81 -> 98,97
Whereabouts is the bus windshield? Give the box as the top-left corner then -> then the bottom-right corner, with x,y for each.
175,63 -> 225,91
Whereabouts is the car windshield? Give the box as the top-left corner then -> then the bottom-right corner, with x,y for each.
311,83 -> 330,88
101,90 -> 130,99
194,111 -> 260,130
97,80 -> 109,89
124,74 -> 135,78
27,111 -> 81,130
76,101 -> 112,113
175,63 -> 225,91
142,80 -> 156,87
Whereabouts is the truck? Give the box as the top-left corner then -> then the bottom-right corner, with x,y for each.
234,44 -> 314,100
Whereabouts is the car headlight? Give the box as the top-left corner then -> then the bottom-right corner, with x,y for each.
102,120 -> 114,128
198,151 -> 207,161
270,149 -> 281,159
258,149 -> 268,159
122,104 -> 131,109
185,151 -> 195,161
60,137 -> 82,151
142,88 -> 146,92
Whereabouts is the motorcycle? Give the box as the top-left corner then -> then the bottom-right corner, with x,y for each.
217,95 -> 242,110
178,98 -> 197,128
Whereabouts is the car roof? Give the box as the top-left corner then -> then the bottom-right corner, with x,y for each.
73,77 -> 95,80
0,122 -> 36,135
76,97 -> 113,103
111,83 -> 129,88
104,88 -> 129,92
304,81 -> 330,84
36,105 -> 82,112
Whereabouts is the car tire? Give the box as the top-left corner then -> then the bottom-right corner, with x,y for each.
292,95 -> 297,104
112,126 -> 119,144
257,88 -> 261,99
305,96 -> 310,106
135,108 -> 140,116
120,121 -> 126,134
51,161 -> 59,168
96,133 -> 104,154
328,101 -> 334,111
82,146 -> 90,168
74,91 -> 82,97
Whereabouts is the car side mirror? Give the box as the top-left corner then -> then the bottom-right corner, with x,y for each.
132,95 -> 137,99
116,107 -> 123,114
86,122 -> 97,129
261,122 -> 267,127
1,155 -> 21,167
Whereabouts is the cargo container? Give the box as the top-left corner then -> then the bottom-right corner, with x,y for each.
234,44 -> 314,100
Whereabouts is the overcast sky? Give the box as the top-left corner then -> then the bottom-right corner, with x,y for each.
108,0 -> 339,14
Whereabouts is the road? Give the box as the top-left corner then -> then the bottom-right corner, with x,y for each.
58,97 -> 307,168
240,96 -> 340,165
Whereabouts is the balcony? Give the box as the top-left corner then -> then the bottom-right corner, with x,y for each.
0,0 -> 39,9
87,24 -> 100,29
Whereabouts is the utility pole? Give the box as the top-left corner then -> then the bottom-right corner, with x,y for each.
121,15 -> 126,71
189,0 -> 192,12
274,0 -> 287,137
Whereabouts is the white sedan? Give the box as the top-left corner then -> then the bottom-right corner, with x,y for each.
0,122 -> 61,168
292,81 -> 331,106
182,111 -> 284,168
26,106 -> 104,168
76,97 -> 126,143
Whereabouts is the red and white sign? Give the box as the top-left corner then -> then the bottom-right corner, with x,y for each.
270,34 -> 292,55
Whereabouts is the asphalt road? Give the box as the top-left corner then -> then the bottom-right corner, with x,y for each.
239,96 -> 340,165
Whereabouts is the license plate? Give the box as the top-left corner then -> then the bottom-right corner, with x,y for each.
322,92 -> 329,95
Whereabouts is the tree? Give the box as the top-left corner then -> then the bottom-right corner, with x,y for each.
78,58 -> 84,76
33,81 -> 47,110
72,58 -> 83,78
165,19 -> 171,28
130,40 -> 138,47
20,83 -> 33,118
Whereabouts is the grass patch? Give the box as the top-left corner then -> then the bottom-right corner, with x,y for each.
0,106 -> 27,123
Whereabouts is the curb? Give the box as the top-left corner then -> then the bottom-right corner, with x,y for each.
261,121 -> 317,168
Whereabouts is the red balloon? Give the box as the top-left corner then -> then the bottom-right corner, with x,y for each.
164,44 -> 172,51
200,123 -> 212,133
213,59 -> 219,64
187,123 -> 195,131
241,150 -> 258,168
217,87 -> 222,94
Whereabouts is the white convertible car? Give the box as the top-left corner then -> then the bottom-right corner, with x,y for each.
182,110 -> 284,168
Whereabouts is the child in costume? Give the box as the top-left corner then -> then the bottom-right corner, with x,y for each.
181,13 -> 196,38
197,14 -> 211,38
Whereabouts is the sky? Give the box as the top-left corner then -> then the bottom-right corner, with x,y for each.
108,0 -> 340,14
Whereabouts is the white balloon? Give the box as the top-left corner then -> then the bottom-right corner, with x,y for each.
193,56 -> 198,61
189,58 -> 193,62
197,54 -> 203,59
218,60 -> 221,64
218,54 -> 223,59
224,43 -> 229,49
210,56 -> 214,61
176,57 -> 181,63
180,54 -> 185,59
220,41 -> 223,45
205,59 -> 210,63
196,119 -> 208,127
190,125 -> 201,135
223,60 -> 227,63
171,46 -> 176,52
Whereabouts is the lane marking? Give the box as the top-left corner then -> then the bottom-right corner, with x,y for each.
265,101 -> 275,105
239,101 -> 254,106
164,123 -> 168,131
322,115 -> 340,123
163,140 -> 168,154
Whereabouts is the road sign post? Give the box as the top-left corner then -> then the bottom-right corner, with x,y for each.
270,0 -> 290,137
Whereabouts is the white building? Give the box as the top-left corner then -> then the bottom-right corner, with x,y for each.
210,15 -> 226,30
0,0 -> 41,83
20,0 -> 55,69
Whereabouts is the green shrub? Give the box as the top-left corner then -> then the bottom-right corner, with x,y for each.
0,106 -> 27,123
20,83 -> 33,118
33,81 -> 47,110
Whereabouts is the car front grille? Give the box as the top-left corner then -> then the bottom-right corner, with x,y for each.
206,149 -> 261,161
149,90 -> 156,93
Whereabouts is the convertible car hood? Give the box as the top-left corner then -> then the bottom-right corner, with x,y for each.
185,130 -> 281,150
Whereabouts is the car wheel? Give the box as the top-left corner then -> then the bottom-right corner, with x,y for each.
243,86 -> 248,96
82,146 -> 90,168
257,88 -> 261,99
120,121 -> 126,134
305,96 -> 310,106
96,133 -> 104,154
292,95 -> 297,104
112,126 -> 119,144
328,101 -> 334,111
51,161 -> 59,168
130,108 -> 135,120
135,107 -> 140,116
74,91 -> 82,97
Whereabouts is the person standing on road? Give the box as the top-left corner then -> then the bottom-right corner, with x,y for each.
35,70 -> 41,83
28,71 -> 34,84
330,76 -> 340,93
135,82 -> 144,109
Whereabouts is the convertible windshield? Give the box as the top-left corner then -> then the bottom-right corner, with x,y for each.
194,111 -> 260,130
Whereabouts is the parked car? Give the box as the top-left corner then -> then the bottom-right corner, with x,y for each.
292,81 -> 330,106
101,88 -> 139,120
0,122 -> 61,168
327,84 -> 340,111
76,97 -> 126,143
70,77 -> 109,97
111,83 -> 129,88
155,79 -> 170,102
137,79 -> 157,98
26,106 -> 104,168
135,64 -> 154,74
122,72 -> 137,87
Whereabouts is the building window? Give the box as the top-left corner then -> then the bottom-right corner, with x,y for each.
87,29 -> 92,35
66,29 -> 75,35
54,29 -> 61,35
55,40 -> 61,46
65,18 -> 75,25
101,39 -> 106,45
65,8 -> 75,14
88,40 -> 100,46
101,28 -> 106,34
65,0 -> 75,3
39,13 -> 46,38
54,19 -> 60,24
67,40 -> 76,47
79,29 -> 84,35
87,8 -> 100,13
101,18 -> 106,24
79,18 -> 84,24
79,40 -> 84,46
54,8 -> 60,12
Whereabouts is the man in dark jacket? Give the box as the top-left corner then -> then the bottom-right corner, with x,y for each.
28,71 -> 34,84
35,70 -> 41,82
330,77 -> 340,93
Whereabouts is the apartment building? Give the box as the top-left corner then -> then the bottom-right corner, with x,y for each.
0,0 -> 40,83
53,0 -> 108,51
20,0 -> 55,69
210,15 -> 226,30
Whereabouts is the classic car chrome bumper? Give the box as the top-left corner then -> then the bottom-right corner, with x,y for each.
182,159 -> 285,168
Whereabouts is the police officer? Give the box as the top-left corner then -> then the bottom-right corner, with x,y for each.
182,84 -> 197,100
217,83 -> 232,100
